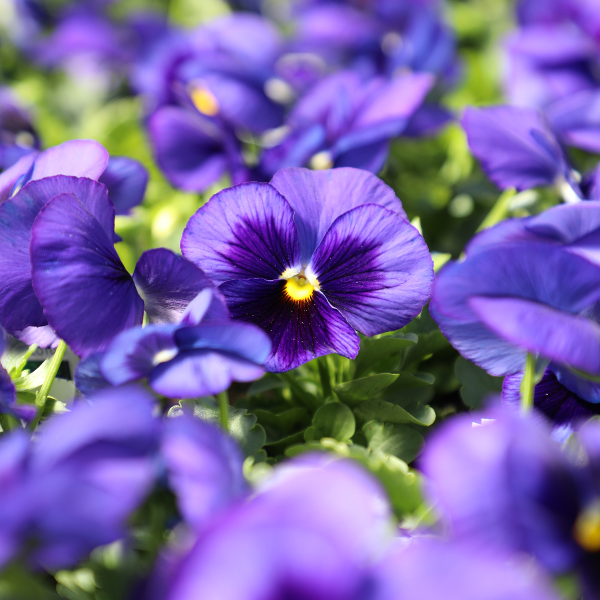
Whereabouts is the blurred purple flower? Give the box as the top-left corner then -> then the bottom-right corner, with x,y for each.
181,168 -> 433,371
0,385 -> 160,570
149,454 -> 393,600
420,408 -> 600,597
99,156 -> 148,215
374,536 -> 561,600
260,70 -> 434,176
99,288 -> 271,398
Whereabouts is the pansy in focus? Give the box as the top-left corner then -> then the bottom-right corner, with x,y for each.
99,288 -> 271,398
181,167 -> 433,372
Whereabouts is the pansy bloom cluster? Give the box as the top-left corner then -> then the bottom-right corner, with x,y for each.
2,0 -> 600,598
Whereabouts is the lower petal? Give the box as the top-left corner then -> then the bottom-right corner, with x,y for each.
149,349 -> 265,398
310,204 -> 433,336
220,278 -> 359,372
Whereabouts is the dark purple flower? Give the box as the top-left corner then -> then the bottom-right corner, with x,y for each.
430,241 -> 600,377
181,168 -> 433,372
0,88 -> 39,172
99,289 -> 271,397
503,368 -> 600,442
0,385 -> 160,569
161,413 -> 248,530
260,70 -> 434,176
420,408 -> 600,597
461,105 -> 581,199
149,454 -> 393,600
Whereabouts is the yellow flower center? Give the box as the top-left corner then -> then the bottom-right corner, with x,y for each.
574,503 -> 600,552
282,269 -> 320,302
153,348 -> 178,366
190,86 -> 220,117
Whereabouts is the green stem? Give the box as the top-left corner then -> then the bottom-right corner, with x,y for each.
520,353 -> 536,414
477,188 -> 516,232
217,390 -> 229,432
0,414 -> 13,433
317,356 -> 333,399
30,340 -> 67,430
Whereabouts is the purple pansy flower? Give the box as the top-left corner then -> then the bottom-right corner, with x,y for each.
459,201 -> 600,415
98,288 -> 271,397
161,413 -> 248,530
260,70 -> 434,176
149,454 -> 394,600
420,408 -> 600,598
181,168 -> 433,372
98,155 -> 149,215
461,105 -> 582,200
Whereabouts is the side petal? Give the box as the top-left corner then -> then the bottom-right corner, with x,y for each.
181,182 -> 301,284
470,296 -> 600,375
30,193 -> 143,358
461,106 -> 569,191
270,167 -> 407,264
149,349 -> 265,397
148,106 -> 226,192
133,248 -> 214,324
220,278 -> 359,372
310,204 -> 433,336
100,325 -> 179,386
98,156 -> 148,215
180,288 -> 230,326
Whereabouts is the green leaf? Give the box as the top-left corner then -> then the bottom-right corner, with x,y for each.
334,373 -> 399,405
354,398 -> 435,427
363,420 -> 423,463
12,356 -> 54,391
264,430 -> 307,455
0,565 -> 61,599
455,356 -> 503,409
247,375 -> 286,396
354,335 -> 417,377
311,402 -> 356,441
1,344 -> 38,379
169,398 -> 267,459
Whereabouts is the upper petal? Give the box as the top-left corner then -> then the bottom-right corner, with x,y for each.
310,204 -> 433,336
133,248 -> 215,324
30,139 -> 109,182
270,167 -> 407,263
181,182 -> 301,284
30,193 -> 143,357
